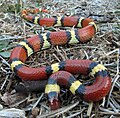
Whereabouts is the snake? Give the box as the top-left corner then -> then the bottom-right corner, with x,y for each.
9,8 -> 111,110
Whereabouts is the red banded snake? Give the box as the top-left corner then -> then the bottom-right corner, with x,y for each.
10,8 -> 111,110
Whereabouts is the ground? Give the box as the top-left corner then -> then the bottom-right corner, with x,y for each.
0,0 -> 120,118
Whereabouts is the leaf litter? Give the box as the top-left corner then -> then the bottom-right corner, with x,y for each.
0,0 -> 120,117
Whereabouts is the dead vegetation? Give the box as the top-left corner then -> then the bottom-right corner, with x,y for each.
0,0 -> 120,117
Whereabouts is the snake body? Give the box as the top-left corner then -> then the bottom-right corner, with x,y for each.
10,8 -> 111,110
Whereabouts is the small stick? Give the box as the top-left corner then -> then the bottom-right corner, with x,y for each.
87,102 -> 93,117
0,56 -> 10,67
0,75 -> 9,90
32,93 -> 44,109
107,75 -> 119,107
65,108 -> 86,118
37,101 -> 79,118
10,96 -> 29,108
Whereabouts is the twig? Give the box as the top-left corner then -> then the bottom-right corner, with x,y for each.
87,102 -> 93,117
32,93 -> 44,109
0,55 -> 10,67
0,36 -> 24,41
65,108 -> 86,118
107,75 -> 120,107
37,101 -> 79,118
10,97 -> 29,108
0,75 -> 9,90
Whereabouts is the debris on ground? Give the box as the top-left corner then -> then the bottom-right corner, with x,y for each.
0,0 -> 120,117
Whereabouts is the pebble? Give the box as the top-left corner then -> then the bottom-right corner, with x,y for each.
32,107 -> 40,117
0,104 -> 3,110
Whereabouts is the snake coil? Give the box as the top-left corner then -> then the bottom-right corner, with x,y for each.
10,8 -> 111,110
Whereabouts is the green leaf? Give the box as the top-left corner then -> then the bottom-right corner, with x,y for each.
0,51 -> 11,58
0,40 -> 9,51
15,3 -> 21,13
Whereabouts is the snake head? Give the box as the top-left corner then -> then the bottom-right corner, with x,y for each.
48,92 -> 60,110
